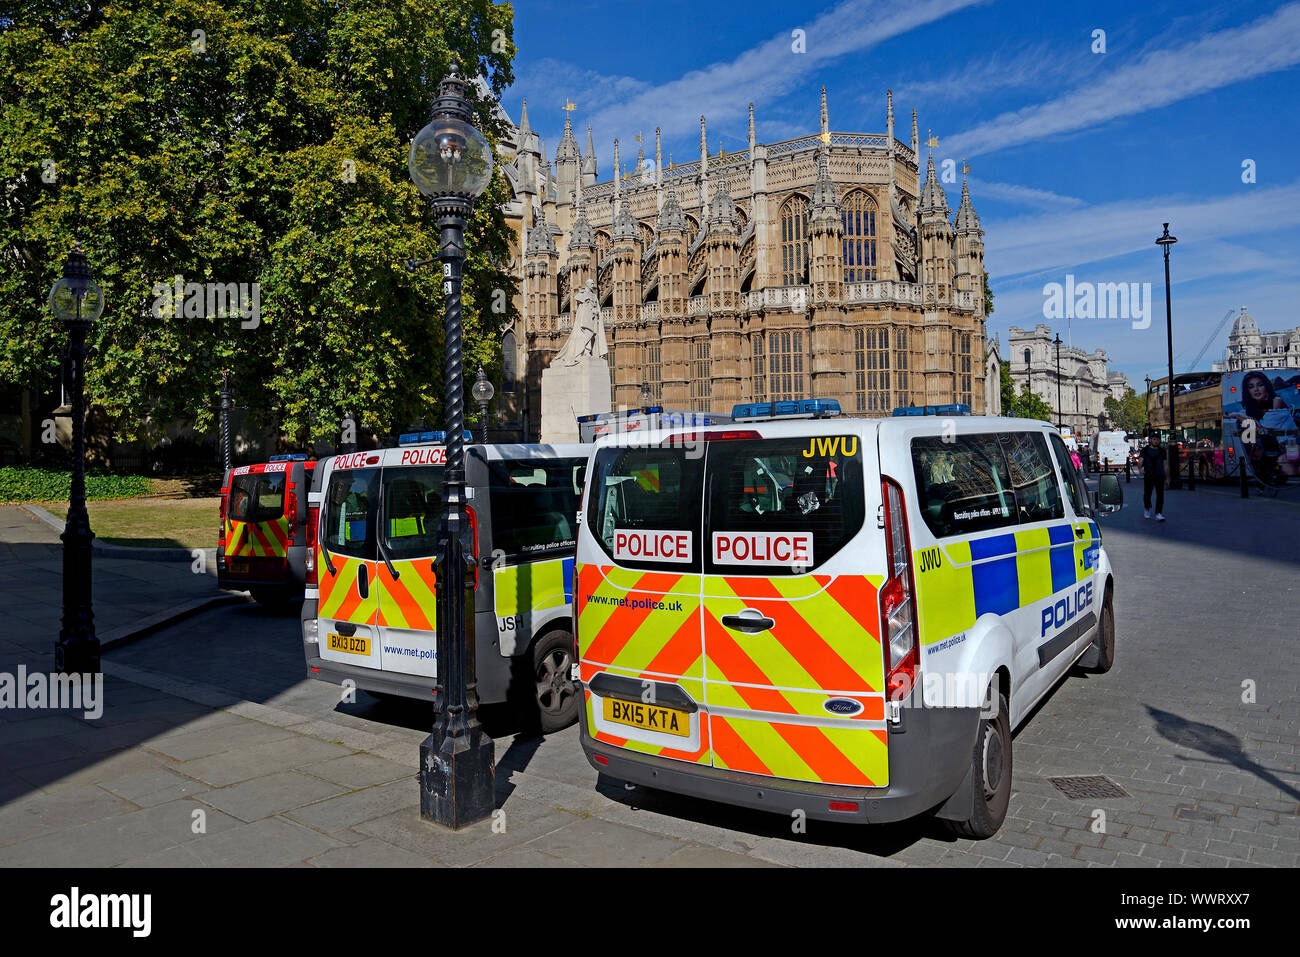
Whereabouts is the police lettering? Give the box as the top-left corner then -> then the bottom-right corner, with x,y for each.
613,529 -> 692,564
400,446 -> 447,466
335,452 -> 370,470
713,531 -> 814,566
1040,580 -> 1094,636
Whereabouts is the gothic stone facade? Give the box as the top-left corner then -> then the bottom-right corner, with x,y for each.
499,89 -> 988,439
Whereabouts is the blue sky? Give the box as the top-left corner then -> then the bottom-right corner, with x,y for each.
501,0 -> 1300,390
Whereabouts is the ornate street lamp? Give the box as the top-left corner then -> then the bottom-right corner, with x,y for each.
1156,223 -> 1180,488
408,61 -> 496,828
49,243 -> 105,675
472,366 -> 494,445
639,379 -> 652,407
1054,332 -> 1063,430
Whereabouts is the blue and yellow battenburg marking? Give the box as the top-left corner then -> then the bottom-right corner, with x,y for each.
492,556 -> 574,624
914,521 -> 1100,646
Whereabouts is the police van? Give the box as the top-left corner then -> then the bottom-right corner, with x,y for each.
218,454 -> 317,604
300,433 -> 589,731
575,400 -> 1124,837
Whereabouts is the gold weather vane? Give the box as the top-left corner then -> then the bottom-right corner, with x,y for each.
563,101 -> 577,113
819,130 -> 831,145
962,159 -> 970,175
926,130 -> 938,149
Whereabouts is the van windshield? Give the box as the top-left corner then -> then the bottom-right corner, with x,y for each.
229,472 -> 285,523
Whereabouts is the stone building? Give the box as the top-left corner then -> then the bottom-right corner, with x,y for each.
495,88 -> 988,439
1211,307 -> 1300,372
1007,324 -> 1129,433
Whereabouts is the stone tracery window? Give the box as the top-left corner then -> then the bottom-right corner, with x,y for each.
779,195 -> 809,286
841,190 -> 878,282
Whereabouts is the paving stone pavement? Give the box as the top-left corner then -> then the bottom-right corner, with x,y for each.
0,489 -> 1296,866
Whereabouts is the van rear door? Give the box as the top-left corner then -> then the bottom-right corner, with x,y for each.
700,428 -> 889,786
578,443 -> 709,766
317,458 -> 381,668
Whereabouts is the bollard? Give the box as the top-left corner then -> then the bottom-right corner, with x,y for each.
1240,462 -> 1249,498
1125,459 -> 1131,483
1187,456 -> 1196,490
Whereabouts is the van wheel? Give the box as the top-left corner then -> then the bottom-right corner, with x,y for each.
1087,585 -> 1116,674
532,630 -> 579,734
944,691 -> 1012,839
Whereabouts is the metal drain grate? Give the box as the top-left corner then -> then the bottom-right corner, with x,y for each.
1047,775 -> 1130,800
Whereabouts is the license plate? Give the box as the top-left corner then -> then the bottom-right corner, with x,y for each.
228,560 -> 249,575
327,633 -> 370,656
602,697 -> 689,737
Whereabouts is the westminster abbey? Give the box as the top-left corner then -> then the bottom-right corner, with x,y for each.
495,88 -> 988,438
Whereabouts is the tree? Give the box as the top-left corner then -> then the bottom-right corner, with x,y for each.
0,0 -> 518,447
1104,387 -> 1146,434
983,272 -> 994,318
1000,361 -> 1053,422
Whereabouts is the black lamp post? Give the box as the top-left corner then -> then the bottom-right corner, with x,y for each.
640,379 -> 652,408
1053,332 -> 1063,430
50,243 -> 105,675
1144,374 -> 1152,434
219,372 -> 234,471
408,62 -> 496,828
1156,223 -> 1179,488
472,366 -> 494,445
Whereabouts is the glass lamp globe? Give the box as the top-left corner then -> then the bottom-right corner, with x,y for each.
472,369 -> 495,404
409,118 -> 493,199
49,276 -> 105,325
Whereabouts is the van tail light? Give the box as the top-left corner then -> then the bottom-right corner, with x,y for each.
661,429 -> 760,446
880,478 -> 919,703
465,505 -> 479,588
305,504 -> 319,586
218,486 -> 228,547
285,483 -> 298,541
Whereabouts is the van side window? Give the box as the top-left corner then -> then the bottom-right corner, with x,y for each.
704,437 -> 864,574
1049,433 -> 1091,517
323,468 -> 378,560
910,435 -> 1017,538
998,431 -> 1064,523
488,457 -> 585,561
588,447 -> 703,571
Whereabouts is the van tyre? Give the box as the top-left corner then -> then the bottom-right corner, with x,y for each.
944,691 -> 1012,839
1087,585 -> 1116,674
532,630 -> 579,734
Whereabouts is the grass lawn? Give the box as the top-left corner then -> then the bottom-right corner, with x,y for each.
86,497 -> 220,549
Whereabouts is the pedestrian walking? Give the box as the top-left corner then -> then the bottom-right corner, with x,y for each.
1139,432 -> 1167,521
1070,449 -> 1083,472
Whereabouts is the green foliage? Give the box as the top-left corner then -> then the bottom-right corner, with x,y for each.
983,273 -> 994,318
1104,387 -> 1146,433
0,466 -> 150,502
0,0 -> 518,445
999,361 -> 1054,422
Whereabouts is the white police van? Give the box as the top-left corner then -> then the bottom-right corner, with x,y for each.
574,400 -> 1124,836
300,431 -> 589,731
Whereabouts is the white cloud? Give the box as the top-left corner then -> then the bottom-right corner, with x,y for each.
968,177 -> 1085,211
947,3 -> 1300,158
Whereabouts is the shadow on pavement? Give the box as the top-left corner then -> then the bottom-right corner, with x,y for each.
1146,705 -> 1300,802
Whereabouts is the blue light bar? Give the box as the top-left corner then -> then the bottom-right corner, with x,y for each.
891,404 -> 971,417
268,453 -> 308,461
731,398 -> 842,421
398,430 -> 473,445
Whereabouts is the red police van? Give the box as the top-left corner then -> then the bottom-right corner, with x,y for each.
218,454 -> 316,604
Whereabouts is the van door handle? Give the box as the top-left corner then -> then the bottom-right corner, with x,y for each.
721,611 -> 775,634
357,563 -> 369,600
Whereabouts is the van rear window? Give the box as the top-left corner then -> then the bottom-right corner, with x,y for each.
588,447 -> 703,571
229,472 -> 286,523
704,437 -> 865,574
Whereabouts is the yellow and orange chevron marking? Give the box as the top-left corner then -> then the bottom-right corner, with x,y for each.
376,559 -> 438,632
224,516 -> 289,559
318,550 -> 377,624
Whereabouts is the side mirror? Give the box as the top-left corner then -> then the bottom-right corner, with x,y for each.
1097,473 -> 1123,512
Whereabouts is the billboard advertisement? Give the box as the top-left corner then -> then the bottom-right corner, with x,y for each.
1222,368 -> 1300,482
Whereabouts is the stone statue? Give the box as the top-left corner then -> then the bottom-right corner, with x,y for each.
552,280 -> 607,366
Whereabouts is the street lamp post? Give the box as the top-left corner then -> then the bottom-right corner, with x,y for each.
472,366 -> 494,445
219,373 -> 233,471
408,62 -> 497,828
1054,332 -> 1063,430
50,243 -> 105,675
1156,223 -> 1180,489
640,379 -> 652,408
